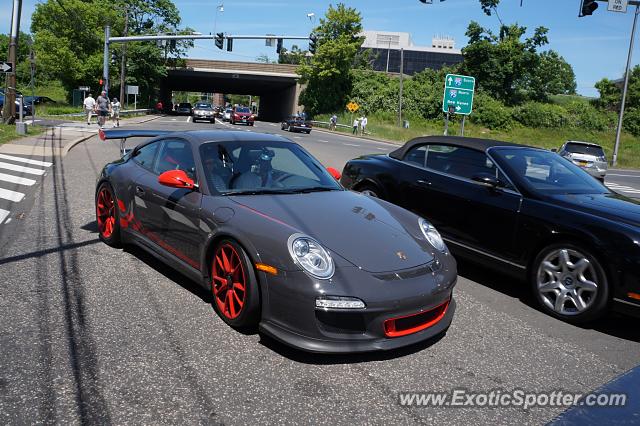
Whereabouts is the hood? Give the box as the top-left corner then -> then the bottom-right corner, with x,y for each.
546,192 -> 640,228
229,191 -> 434,273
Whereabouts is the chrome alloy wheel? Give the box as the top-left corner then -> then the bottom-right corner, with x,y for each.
536,248 -> 598,316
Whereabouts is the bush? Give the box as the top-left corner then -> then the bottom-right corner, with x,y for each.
564,101 -> 612,131
623,107 -> 640,137
470,93 -> 512,130
512,102 -> 570,128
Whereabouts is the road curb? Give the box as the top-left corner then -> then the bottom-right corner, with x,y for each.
62,133 -> 98,156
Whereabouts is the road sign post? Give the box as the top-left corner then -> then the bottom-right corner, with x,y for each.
442,74 -> 475,116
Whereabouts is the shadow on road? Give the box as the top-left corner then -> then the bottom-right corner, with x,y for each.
456,259 -> 640,343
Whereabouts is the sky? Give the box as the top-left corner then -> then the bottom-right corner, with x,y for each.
1,0 -> 639,97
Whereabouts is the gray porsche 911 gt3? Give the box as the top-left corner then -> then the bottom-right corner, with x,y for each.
95,129 -> 457,353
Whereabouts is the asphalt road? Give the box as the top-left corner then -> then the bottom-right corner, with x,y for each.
0,116 -> 638,425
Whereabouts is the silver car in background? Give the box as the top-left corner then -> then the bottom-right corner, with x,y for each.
556,141 -> 608,181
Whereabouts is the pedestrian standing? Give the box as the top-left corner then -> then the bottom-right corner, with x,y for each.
330,114 -> 337,131
156,100 -> 163,113
84,93 -> 96,125
95,91 -> 110,128
352,117 -> 359,135
111,97 -> 121,127
361,115 -> 368,135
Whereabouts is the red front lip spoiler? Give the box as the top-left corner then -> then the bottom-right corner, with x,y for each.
383,299 -> 450,338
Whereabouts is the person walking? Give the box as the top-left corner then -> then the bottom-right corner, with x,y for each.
95,91 -> 110,128
352,117 -> 359,135
111,97 -> 121,127
361,115 -> 368,135
83,93 -> 96,125
329,114 -> 337,131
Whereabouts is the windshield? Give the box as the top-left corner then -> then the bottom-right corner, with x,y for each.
179,103 -> 191,108
564,142 -> 605,157
195,103 -> 212,109
235,107 -> 251,113
199,140 -> 342,195
491,148 -> 608,195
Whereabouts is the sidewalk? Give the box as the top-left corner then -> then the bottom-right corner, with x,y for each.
0,114 -> 162,158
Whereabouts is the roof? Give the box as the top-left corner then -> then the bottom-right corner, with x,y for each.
565,140 -> 602,147
389,136 -> 527,160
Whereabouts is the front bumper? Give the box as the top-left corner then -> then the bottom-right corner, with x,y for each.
258,256 -> 457,353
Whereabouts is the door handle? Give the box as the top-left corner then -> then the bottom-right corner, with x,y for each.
416,179 -> 431,187
135,186 -> 145,196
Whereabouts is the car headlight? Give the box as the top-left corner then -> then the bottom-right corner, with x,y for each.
287,233 -> 334,279
419,218 -> 446,252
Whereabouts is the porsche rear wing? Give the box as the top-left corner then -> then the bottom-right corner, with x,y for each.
98,129 -> 172,156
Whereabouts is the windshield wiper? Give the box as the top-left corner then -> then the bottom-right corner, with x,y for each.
295,186 -> 337,193
223,189 -> 299,196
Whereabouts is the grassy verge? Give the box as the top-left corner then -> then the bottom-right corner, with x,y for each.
315,112 -> 640,169
0,123 -> 46,145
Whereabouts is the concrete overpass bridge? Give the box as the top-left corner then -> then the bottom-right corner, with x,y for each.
160,59 -> 304,121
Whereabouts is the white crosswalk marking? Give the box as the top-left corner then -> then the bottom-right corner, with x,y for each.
0,208 -> 9,224
0,161 -> 46,176
0,153 -> 52,167
0,172 -> 36,186
607,183 -> 640,194
0,187 -> 25,202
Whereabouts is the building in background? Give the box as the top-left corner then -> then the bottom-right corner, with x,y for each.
360,30 -> 463,75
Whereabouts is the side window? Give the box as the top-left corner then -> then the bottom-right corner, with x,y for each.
154,140 -> 197,181
426,145 -> 495,180
403,145 -> 428,167
132,142 -> 159,171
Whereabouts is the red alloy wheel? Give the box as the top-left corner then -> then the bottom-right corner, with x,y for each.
212,243 -> 247,320
96,187 -> 116,238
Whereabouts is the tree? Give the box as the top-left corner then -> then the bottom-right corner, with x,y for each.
297,3 -> 364,115
277,45 -> 308,65
0,32 -> 33,86
30,0 -> 190,104
460,21 -> 572,104
527,51 -> 577,101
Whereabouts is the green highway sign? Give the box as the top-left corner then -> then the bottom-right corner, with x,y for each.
442,74 -> 475,115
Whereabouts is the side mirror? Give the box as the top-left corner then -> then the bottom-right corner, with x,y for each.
472,172 -> 501,188
158,170 -> 196,189
326,167 -> 342,180
551,148 -> 558,153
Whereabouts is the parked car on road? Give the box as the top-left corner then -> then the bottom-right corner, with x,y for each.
341,135 -> 640,323
176,102 -> 193,115
192,103 -> 215,123
281,116 -> 312,134
230,106 -> 255,126
95,129 -> 457,353
0,95 -> 33,117
555,141 -> 608,182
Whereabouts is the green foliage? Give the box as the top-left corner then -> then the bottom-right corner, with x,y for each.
623,108 -> 640,136
470,92 -> 512,130
298,3 -> 364,115
30,0 -> 190,104
278,45 -> 308,65
527,50 -> 577,101
511,102 -> 571,128
0,32 -> 34,86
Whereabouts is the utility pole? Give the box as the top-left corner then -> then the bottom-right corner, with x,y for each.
386,39 -> 391,73
119,7 -> 129,104
103,26 -> 111,98
612,3 -> 640,167
3,0 -> 22,124
398,48 -> 404,127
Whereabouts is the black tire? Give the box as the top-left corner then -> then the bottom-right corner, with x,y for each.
530,243 -> 609,323
306,130 -> 311,134
95,182 -> 122,247
210,239 -> 260,328
356,183 -> 382,199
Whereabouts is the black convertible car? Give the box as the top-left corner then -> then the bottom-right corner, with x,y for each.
341,135 -> 640,323
95,129 -> 457,353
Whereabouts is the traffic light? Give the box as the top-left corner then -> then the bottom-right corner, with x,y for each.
276,38 -> 283,54
227,37 -> 233,52
215,32 -> 224,49
111,52 -> 117,64
579,0 -> 598,17
309,34 -> 317,54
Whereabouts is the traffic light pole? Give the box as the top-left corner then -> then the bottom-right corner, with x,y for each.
612,2 -> 640,167
103,26 -> 110,98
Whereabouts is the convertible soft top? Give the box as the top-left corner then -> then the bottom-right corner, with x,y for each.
389,136 -> 525,160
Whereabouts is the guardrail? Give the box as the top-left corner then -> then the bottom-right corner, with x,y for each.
43,109 -> 153,117
309,120 -> 352,130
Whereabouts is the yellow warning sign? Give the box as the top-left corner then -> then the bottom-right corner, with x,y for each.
346,102 -> 360,113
